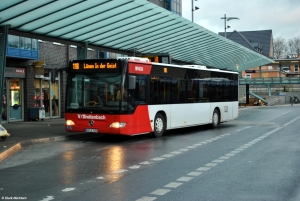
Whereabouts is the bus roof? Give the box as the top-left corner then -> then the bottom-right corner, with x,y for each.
118,57 -> 238,74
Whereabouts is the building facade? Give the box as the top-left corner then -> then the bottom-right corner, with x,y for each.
1,37 -> 99,123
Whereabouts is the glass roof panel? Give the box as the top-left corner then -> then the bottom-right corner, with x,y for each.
0,0 -> 274,71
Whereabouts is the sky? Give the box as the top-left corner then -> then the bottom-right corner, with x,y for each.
182,0 -> 300,40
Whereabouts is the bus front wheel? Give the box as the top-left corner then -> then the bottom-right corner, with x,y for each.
153,113 -> 165,138
211,109 -> 220,128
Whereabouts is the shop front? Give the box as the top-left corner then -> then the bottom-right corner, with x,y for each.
34,69 -> 60,118
1,67 -> 25,123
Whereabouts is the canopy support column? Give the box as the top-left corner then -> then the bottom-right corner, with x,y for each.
259,66 -> 262,78
77,41 -> 88,59
0,25 -> 8,116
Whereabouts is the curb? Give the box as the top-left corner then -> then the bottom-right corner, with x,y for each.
0,133 -> 99,163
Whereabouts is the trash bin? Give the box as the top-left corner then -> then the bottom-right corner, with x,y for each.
28,107 -> 45,121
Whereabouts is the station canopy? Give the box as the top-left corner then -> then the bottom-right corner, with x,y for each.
0,0 -> 274,71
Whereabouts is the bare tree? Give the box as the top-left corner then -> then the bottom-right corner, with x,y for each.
287,37 -> 300,58
273,37 -> 287,59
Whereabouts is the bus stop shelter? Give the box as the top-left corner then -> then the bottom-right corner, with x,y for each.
0,0 -> 274,109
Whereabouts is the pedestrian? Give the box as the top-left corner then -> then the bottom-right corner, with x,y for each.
290,95 -> 294,106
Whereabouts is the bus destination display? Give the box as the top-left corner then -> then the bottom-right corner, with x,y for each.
70,60 -> 121,73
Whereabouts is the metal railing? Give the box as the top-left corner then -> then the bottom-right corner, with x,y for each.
239,77 -> 300,85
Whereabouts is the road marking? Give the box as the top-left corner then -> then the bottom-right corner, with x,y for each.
40,196 -> 55,201
178,149 -> 189,152
62,188 -> 75,192
219,156 -> 230,160
129,165 -> 141,169
186,145 -> 197,149
140,161 -> 153,165
113,169 -> 128,174
212,159 -> 224,163
164,182 -> 183,188
150,189 -> 170,195
170,151 -> 181,154
205,163 -> 218,167
135,126 -> 285,200
136,196 -> 157,201
197,167 -> 211,171
176,176 -> 193,182
151,157 -> 165,161
161,154 -> 173,157
187,171 -> 202,176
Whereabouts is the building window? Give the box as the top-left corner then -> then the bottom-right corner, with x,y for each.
169,0 -> 182,16
32,39 -> 38,51
8,35 -> 20,48
99,51 -> 105,58
295,65 -> 299,72
20,37 -> 32,50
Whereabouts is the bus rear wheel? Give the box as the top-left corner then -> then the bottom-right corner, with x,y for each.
152,113 -> 165,138
211,109 -> 220,128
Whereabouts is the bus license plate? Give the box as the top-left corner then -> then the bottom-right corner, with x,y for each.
85,128 -> 98,133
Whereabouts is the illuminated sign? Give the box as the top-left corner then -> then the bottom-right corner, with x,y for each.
83,62 -> 116,69
69,59 -> 121,73
73,63 -> 79,70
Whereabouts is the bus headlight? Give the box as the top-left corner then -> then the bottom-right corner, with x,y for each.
66,120 -> 75,126
109,122 -> 126,128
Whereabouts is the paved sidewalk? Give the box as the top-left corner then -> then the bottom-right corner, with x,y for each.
0,118 -> 98,163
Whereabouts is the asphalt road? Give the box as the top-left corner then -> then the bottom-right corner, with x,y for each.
0,106 -> 300,201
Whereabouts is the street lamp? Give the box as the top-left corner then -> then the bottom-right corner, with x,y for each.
221,14 -> 239,38
192,0 -> 199,22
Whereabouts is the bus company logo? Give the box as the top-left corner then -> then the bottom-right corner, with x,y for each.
77,114 -> 106,120
135,66 -> 143,71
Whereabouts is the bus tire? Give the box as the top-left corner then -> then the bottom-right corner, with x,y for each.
211,109 -> 220,128
152,113 -> 165,138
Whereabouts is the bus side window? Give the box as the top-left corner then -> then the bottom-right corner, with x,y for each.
178,79 -> 186,103
150,76 -> 160,104
187,80 -> 195,103
171,79 -> 179,103
138,75 -> 147,103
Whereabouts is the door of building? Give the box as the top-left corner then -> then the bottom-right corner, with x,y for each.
8,78 -> 23,122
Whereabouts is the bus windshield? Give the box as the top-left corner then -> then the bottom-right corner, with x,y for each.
65,73 -> 131,114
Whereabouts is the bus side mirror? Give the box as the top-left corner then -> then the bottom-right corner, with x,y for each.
128,76 -> 136,89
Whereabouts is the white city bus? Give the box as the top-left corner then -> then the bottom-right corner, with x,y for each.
65,57 -> 239,137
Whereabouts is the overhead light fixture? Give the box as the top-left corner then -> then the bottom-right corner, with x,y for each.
221,14 -> 239,38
